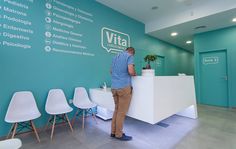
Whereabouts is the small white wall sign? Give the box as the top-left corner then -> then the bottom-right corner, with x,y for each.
203,56 -> 219,65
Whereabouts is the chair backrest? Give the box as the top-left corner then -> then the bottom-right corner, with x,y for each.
5,91 -> 41,123
73,87 -> 92,107
45,89 -> 71,114
0,138 -> 22,149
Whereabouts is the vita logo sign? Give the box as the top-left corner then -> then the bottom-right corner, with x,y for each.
101,27 -> 130,53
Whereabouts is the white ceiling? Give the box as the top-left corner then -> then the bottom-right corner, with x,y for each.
96,0 -> 236,52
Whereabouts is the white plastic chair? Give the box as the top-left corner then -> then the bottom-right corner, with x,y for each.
5,91 -> 41,142
45,89 -> 73,139
0,138 -> 22,149
72,87 -> 97,129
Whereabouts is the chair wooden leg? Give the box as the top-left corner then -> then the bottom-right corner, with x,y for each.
89,108 -> 97,124
30,120 -> 40,143
82,110 -> 85,129
65,114 -> 73,132
44,115 -> 52,130
11,123 -> 18,139
72,110 -> 79,126
50,115 -> 56,140
92,110 -> 98,124
7,123 -> 15,139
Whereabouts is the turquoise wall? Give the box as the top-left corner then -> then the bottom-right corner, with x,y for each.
194,26 -> 236,106
135,37 -> 194,75
0,0 -> 193,136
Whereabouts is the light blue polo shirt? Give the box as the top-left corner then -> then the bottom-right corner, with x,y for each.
111,51 -> 134,89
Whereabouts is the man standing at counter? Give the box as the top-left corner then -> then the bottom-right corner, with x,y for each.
110,47 -> 136,141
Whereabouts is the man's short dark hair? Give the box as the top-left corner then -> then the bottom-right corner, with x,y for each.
126,47 -> 135,54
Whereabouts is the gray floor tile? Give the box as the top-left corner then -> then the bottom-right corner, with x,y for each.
15,105 -> 236,149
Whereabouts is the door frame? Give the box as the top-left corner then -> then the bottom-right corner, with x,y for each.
196,49 -> 230,107
155,55 -> 165,75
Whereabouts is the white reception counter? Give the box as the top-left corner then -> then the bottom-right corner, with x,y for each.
89,76 -> 198,124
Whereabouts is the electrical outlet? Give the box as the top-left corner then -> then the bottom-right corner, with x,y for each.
69,99 -> 73,104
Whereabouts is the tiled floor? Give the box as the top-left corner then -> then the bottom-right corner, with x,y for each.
15,105 -> 236,149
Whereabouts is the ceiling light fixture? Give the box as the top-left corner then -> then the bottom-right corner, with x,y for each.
151,6 -> 159,10
194,25 -> 207,30
186,40 -> 192,44
232,18 -> 236,22
171,32 -> 178,36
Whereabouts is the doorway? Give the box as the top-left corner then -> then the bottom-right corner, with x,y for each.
199,50 -> 228,107
155,55 -> 165,76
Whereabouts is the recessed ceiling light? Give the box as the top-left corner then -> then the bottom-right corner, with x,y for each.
232,18 -> 236,22
171,32 -> 178,36
151,6 -> 159,10
186,40 -> 192,44
194,25 -> 207,30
